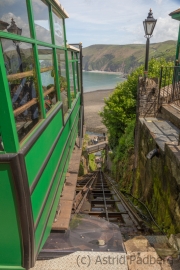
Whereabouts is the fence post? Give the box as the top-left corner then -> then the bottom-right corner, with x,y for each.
158,66 -> 163,108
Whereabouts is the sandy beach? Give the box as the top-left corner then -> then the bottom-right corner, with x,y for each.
84,89 -> 114,133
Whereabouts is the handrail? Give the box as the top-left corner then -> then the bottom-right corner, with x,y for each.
7,66 -> 53,81
14,86 -> 55,117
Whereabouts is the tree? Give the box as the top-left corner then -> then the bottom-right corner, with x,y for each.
100,58 -> 174,148
100,85 -> 135,148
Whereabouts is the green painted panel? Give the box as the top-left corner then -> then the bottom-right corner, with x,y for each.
31,124 -> 69,222
0,267 -> 25,270
35,159 -> 66,252
0,164 -> 22,266
25,109 -> 63,185
40,159 -> 69,250
32,112 -> 79,223
34,109 -> 79,251
37,126 -> 78,252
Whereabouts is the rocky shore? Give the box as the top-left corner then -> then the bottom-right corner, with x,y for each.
84,89 -> 114,133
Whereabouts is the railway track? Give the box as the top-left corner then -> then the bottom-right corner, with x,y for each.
38,169 -> 166,261
74,170 -> 146,239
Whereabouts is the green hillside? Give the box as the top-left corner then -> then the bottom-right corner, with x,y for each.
82,40 -> 177,74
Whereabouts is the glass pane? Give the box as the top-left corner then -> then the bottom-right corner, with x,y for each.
74,56 -> 79,93
146,22 -> 153,35
68,51 -> 72,60
77,52 -> 81,92
32,0 -> 52,44
0,0 -> 30,38
38,46 -> 57,113
57,49 -> 68,115
78,62 -> 81,92
52,11 -> 65,47
69,62 -> 75,102
1,38 -> 41,142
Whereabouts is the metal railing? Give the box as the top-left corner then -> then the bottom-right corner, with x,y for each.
158,65 -> 180,107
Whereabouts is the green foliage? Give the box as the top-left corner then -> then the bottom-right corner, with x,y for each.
101,57 -> 175,198
113,120 -> 135,162
100,85 -> 135,148
100,58 -> 174,148
82,134 -> 89,151
89,153 -> 96,171
111,120 -> 135,192
60,76 -> 67,90
78,162 -> 84,176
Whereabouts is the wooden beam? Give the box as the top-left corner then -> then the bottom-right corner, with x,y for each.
7,66 -> 53,81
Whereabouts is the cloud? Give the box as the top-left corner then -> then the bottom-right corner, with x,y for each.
154,15 -> 179,42
153,0 -> 163,4
59,0 -> 180,46
0,0 -> 15,6
133,41 -> 143,44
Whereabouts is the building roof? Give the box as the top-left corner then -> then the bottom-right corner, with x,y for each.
52,0 -> 69,18
169,8 -> 180,16
67,44 -> 80,52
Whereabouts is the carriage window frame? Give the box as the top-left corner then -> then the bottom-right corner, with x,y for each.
67,50 -> 80,98
0,0 -> 79,152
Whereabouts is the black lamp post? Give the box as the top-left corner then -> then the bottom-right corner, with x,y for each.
143,9 -> 157,76
7,18 -> 23,72
7,18 -> 22,36
0,20 -> 9,30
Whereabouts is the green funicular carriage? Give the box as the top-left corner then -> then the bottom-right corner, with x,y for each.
0,1 -> 83,269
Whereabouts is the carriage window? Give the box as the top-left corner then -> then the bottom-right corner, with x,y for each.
75,54 -> 80,93
52,11 -> 65,47
32,0 -> 52,44
68,51 -> 72,61
38,46 -> 57,114
0,0 -> 30,38
1,38 -> 41,142
69,62 -> 75,103
57,49 -> 68,115
77,53 -> 81,92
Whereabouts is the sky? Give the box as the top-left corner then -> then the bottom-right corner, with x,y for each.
59,0 -> 180,48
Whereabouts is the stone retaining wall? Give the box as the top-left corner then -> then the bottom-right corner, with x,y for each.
134,77 -> 180,234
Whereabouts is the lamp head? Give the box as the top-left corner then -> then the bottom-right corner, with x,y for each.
7,18 -> 22,36
143,9 -> 157,37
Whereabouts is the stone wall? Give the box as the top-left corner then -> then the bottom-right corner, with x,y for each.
134,77 -> 159,169
133,120 -> 180,234
133,77 -> 180,234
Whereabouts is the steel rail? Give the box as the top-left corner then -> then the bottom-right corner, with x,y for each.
74,171 -> 98,213
99,170 -> 109,222
105,174 -> 143,228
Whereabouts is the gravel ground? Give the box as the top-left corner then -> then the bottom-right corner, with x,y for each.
84,89 -> 114,133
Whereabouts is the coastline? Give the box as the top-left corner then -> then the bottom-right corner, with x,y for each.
83,69 -> 126,94
83,70 -> 124,75
84,88 -> 114,94
84,88 -> 114,133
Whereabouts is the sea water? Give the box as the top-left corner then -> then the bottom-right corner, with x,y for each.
83,71 -> 125,93
41,70 -> 126,93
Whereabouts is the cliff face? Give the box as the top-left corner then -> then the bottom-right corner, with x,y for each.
83,40 -> 176,74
